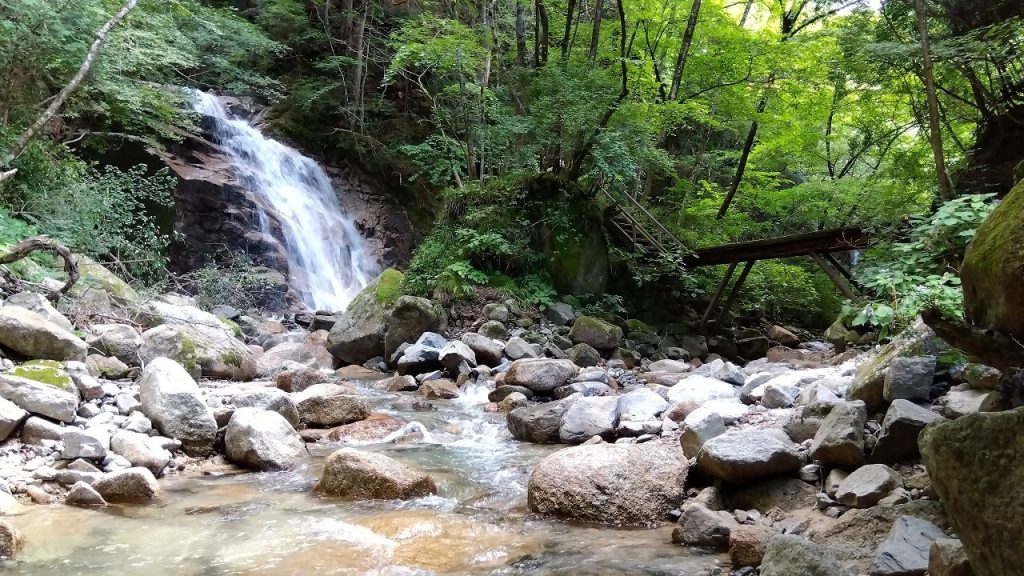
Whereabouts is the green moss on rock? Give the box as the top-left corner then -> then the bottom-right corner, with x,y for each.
12,360 -> 73,390
961,180 -> 1024,336
375,268 -> 406,306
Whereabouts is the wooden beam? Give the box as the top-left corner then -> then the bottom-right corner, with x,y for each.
700,261 -> 738,333
810,252 -> 859,302
687,227 -> 870,267
822,252 -> 862,291
716,260 -> 755,326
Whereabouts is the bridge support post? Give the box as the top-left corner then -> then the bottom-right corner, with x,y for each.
716,260 -> 755,326
810,252 -> 860,302
700,261 -> 738,333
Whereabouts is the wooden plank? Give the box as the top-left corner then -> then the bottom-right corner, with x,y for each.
686,227 -> 870,267
810,252 -> 859,302
700,261 -> 738,333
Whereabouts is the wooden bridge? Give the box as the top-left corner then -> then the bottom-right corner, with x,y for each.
603,190 -> 872,332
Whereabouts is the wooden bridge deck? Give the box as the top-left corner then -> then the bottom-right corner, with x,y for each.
684,227 -> 871,267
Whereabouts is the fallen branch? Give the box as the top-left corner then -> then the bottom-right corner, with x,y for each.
0,235 -> 81,301
921,307 -> 1024,372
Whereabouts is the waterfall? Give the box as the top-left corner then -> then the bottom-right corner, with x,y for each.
191,91 -> 378,312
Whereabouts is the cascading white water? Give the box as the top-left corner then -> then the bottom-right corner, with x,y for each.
191,91 -> 378,311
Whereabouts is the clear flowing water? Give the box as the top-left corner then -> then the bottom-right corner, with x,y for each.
5,385 -> 726,575
191,92 -> 378,312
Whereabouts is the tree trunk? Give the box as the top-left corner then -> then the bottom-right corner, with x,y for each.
914,0 -> 954,201
561,0 -> 578,60
351,3 -> 369,129
739,0 -> 754,27
516,1 -> 528,66
3,0 -> 141,167
535,0 -> 549,67
716,94 -> 767,219
588,0 -> 604,60
668,0 -> 703,101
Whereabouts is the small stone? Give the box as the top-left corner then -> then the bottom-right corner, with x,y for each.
672,502 -> 737,549
928,538 -> 973,576
66,481 -> 106,507
729,524 -> 776,567
835,464 -> 903,508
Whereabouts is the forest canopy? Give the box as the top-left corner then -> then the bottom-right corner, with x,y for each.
0,0 -> 1021,330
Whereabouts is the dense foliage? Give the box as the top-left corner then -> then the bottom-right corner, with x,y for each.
0,0 -> 1021,331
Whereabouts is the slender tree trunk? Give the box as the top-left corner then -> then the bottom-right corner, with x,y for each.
535,0 -> 549,67
668,0 -> 702,101
588,0 -> 604,60
516,1 -> 528,66
716,93 -> 767,219
3,0 -> 140,166
739,0 -> 754,27
561,0 -> 578,60
351,2 -> 369,129
914,0 -> 954,201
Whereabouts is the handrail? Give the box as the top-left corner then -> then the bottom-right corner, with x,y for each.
601,188 -> 688,252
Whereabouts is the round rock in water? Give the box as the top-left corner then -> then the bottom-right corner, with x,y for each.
527,440 -> 688,526
314,448 -> 436,500
225,408 -> 307,471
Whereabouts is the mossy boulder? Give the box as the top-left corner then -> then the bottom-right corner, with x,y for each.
326,270 -> 447,365
569,316 -> 623,350
961,179 -> 1024,336
11,360 -> 73,390
139,324 -> 256,381
848,318 -> 947,412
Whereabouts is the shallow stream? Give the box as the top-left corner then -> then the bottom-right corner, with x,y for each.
6,382 -> 724,575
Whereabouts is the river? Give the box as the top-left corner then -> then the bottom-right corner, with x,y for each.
5,380 -> 725,575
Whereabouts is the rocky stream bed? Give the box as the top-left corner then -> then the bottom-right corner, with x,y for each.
0,268 -> 1015,576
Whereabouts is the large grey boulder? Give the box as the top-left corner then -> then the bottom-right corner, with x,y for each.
760,535 -> 853,576
0,372 -> 79,423
504,359 -> 579,392
869,515 -> 946,576
326,271 -> 446,365
696,429 -> 801,484
546,302 -> 575,326
110,430 -> 171,474
4,292 -> 73,331
679,407 -> 726,458
507,396 -> 578,444
617,387 -> 668,422
85,323 -> 142,365
313,448 -> 436,500
568,316 -> 623,350
255,341 -> 334,378
666,375 -> 738,417
225,408 -> 306,471
134,298 -> 230,332
92,467 -> 161,503
528,441 -> 688,526
232,388 -> 300,428
0,306 -> 86,361
294,384 -> 369,427
0,397 -> 27,441
138,357 -> 218,456
439,340 -> 476,370
140,323 -> 256,381
0,518 -> 24,558
559,395 -> 620,443
883,356 -> 936,402
672,501 -> 737,549
460,333 -> 503,367
871,400 -> 943,464
504,337 -> 539,361
835,464 -> 903,508
919,406 -> 1024,576
809,401 -> 867,469
849,319 -> 946,412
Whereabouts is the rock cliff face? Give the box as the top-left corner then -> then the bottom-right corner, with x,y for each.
159,97 -> 414,309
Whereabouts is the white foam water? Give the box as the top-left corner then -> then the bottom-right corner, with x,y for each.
191,91 -> 378,311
